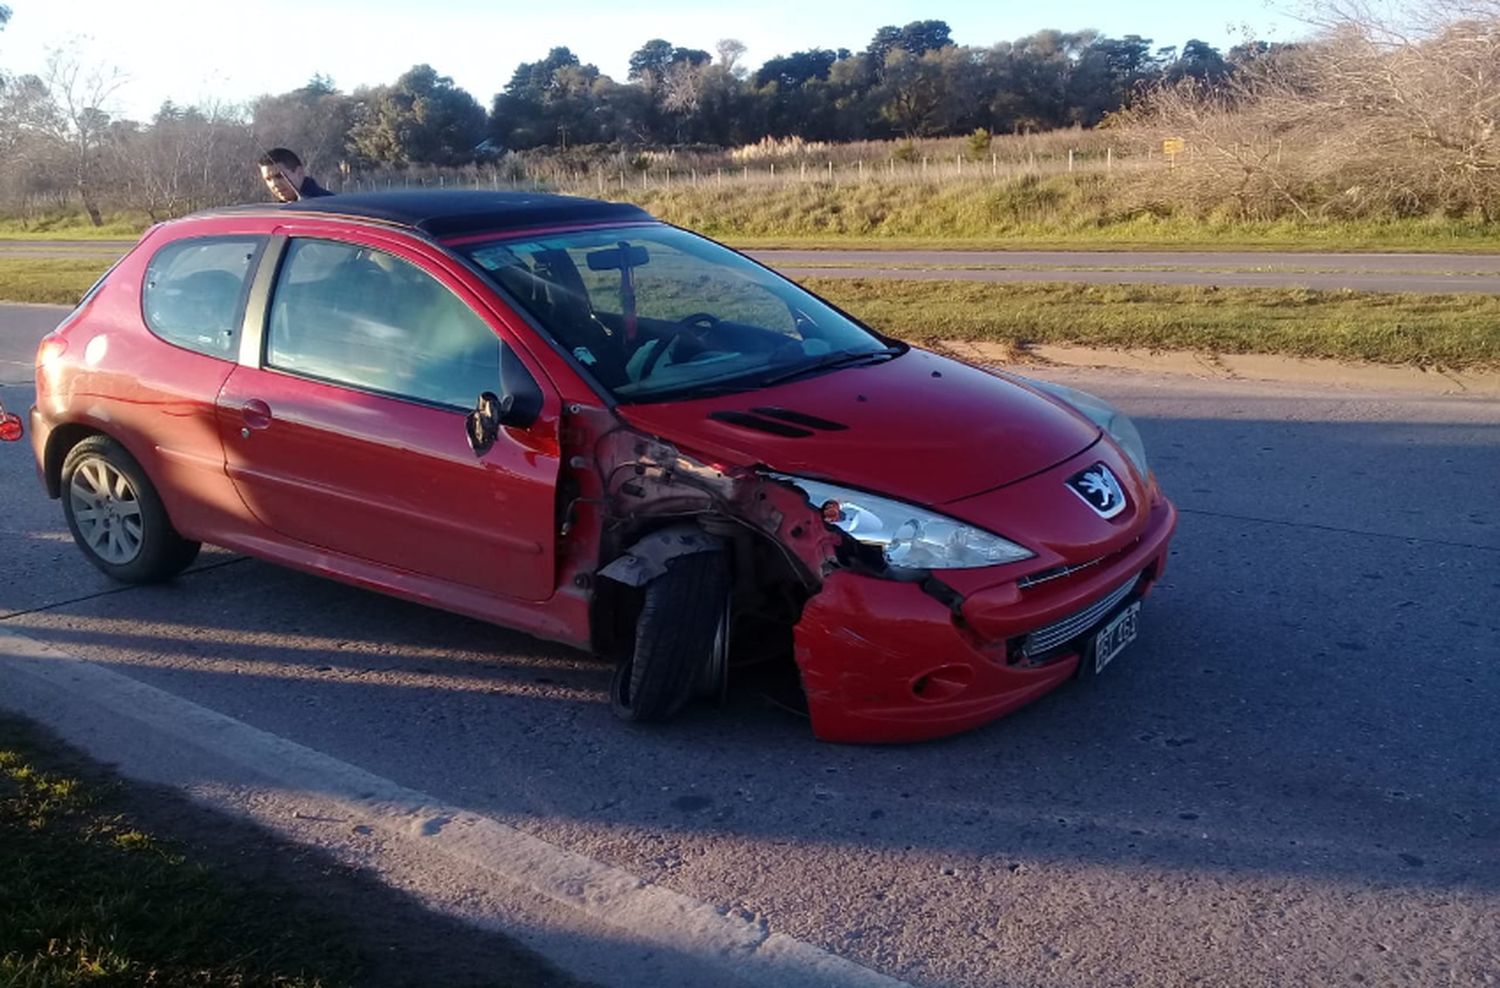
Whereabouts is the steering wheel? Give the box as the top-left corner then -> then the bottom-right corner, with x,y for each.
675,312 -> 722,332
638,312 -> 724,378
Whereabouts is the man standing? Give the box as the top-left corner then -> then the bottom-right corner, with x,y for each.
257,148 -> 334,202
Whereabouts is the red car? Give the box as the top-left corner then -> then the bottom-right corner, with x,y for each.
29,191 -> 1176,742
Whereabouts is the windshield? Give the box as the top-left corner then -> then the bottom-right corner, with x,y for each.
461,225 -> 898,401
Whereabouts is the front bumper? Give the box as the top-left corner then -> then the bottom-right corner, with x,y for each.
794,494 -> 1177,743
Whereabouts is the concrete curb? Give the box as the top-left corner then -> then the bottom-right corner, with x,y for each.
0,626 -> 912,988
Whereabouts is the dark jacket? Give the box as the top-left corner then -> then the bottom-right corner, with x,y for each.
297,175 -> 334,198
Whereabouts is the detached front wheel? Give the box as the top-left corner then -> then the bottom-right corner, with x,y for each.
611,551 -> 730,723
61,435 -> 201,583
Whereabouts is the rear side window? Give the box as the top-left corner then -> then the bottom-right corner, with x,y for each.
142,237 -> 264,358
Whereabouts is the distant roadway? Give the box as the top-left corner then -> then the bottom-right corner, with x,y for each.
4,240 -> 1499,293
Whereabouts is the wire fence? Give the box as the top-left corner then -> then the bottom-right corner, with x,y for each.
340,147 -> 1179,198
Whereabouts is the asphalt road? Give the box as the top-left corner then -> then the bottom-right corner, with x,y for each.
6,240 -> 1500,292
752,249 -> 1500,293
1,303 -> 1497,987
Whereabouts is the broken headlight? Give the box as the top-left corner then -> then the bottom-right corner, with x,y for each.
771,475 -> 1034,571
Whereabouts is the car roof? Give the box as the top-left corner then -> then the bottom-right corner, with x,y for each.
201,190 -> 656,239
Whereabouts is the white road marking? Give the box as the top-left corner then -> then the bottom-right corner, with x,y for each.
0,626 -> 913,988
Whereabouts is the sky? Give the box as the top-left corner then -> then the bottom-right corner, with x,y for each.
0,0 -> 1313,123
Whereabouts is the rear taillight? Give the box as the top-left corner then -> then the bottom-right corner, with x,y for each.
36,334 -> 68,366
0,400 -> 21,441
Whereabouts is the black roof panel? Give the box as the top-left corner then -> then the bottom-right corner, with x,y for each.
208,190 -> 656,238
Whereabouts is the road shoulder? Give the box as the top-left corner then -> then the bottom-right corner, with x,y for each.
938,340 -> 1500,397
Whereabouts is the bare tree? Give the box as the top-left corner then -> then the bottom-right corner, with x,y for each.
661,61 -> 705,116
121,101 -> 258,219
716,38 -> 748,77
33,49 -> 126,225
1135,0 -> 1500,219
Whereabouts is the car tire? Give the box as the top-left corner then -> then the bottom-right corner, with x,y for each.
61,435 -> 201,583
611,550 -> 730,723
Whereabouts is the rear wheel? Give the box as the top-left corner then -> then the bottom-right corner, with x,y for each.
611,551 -> 730,723
61,436 -> 200,583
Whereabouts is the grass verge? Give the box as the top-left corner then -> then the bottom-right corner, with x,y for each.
3,258 -> 1496,370
0,713 -> 582,987
5,178 -> 1500,251
805,278 -> 1500,370
0,212 -> 152,239
626,177 -> 1500,252
0,258 -> 114,305
0,714 -> 360,985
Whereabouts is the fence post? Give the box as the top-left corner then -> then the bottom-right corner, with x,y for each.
922,157 -> 928,178
858,160 -> 863,180
992,153 -> 997,177
771,163 -> 776,179
718,168 -> 723,186
1068,149 -> 1074,173
1107,147 -> 1113,173
957,155 -> 963,176
827,161 -> 833,182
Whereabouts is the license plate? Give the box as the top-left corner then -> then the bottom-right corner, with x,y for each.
1093,602 -> 1140,674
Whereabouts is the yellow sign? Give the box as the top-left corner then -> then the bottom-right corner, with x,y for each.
1163,137 -> 1186,156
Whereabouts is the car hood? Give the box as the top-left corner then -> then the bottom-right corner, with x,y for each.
615,348 -> 1101,505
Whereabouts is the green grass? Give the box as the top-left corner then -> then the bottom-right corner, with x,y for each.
805,278 -> 1500,370
619,175 -> 1500,252
8,173 -> 1500,251
0,715 -> 358,986
0,211 -> 151,239
0,257 -> 114,304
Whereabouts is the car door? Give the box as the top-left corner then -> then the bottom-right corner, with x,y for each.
121,232 -> 269,537
215,233 -> 561,603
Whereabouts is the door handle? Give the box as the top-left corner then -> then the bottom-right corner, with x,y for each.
240,399 -> 272,434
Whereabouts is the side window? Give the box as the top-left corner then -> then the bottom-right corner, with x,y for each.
142,237 -> 263,358
266,239 -> 504,408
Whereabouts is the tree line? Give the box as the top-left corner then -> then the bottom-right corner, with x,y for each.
2,3 -> 1494,224
0,16 -> 1268,215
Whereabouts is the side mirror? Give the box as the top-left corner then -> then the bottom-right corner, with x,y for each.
465,391 -> 512,456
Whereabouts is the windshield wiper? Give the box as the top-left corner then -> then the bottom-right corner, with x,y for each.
758,347 -> 902,387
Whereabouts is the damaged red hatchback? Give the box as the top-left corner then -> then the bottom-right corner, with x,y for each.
30,191 -> 1176,742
